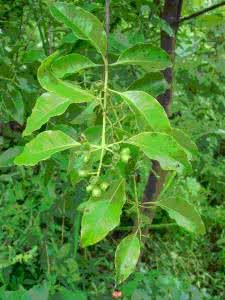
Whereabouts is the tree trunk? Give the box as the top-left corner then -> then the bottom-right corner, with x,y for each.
142,0 -> 183,221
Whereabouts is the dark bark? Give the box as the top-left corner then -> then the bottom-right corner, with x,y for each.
142,0 -> 183,219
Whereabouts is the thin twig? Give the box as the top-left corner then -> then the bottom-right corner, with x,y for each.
179,1 -> 225,24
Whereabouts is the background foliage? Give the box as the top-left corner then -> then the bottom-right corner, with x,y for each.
0,0 -> 224,299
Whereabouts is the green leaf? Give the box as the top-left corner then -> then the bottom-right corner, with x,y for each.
156,197 -> 205,234
52,289 -> 87,300
117,91 -> 171,132
171,128 -> 198,159
81,179 -> 126,247
38,52 -> 94,103
49,2 -> 107,56
51,54 -> 97,78
2,87 -> 24,125
128,72 -> 169,97
114,44 -> 171,71
115,234 -> 140,284
127,132 -> 191,174
23,93 -> 77,136
0,146 -> 23,168
15,130 -> 80,166
22,285 -> 49,300
70,101 -> 98,125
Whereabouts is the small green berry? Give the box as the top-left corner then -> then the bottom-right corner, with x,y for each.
121,153 -> 131,163
86,184 -> 93,192
121,147 -> 131,156
84,154 -> 89,163
78,169 -> 88,177
92,187 -> 102,198
100,181 -> 109,191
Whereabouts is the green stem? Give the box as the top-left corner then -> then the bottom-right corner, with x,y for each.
97,58 -> 108,177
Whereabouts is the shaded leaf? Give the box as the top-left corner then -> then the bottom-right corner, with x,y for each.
114,44 -> 171,71
49,2 -> 107,56
156,197 -> 205,234
117,90 -> 171,132
0,146 -> 23,168
3,87 -> 24,125
15,130 -> 80,166
23,93 -> 77,136
52,288 -> 87,300
70,101 -> 98,125
128,132 -> 191,173
128,72 -> 169,97
81,179 -> 126,247
172,128 -> 198,159
38,52 -> 94,103
52,53 -> 97,78
115,234 -> 140,284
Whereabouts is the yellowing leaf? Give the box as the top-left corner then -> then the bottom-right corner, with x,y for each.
15,130 -> 80,166
115,234 -> 140,284
81,179 -> 126,247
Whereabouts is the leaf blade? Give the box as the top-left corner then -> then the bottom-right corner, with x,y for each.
51,53 -> 97,78
156,197 -> 205,235
118,90 -> 171,132
81,179 -> 126,247
38,52 -> 94,102
115,234 -> 140,284
128,132 -> 192,174
115,44 -> 171,71
15,130 -> 80,166
49,3 -> 107,56
23,93 -> 74,136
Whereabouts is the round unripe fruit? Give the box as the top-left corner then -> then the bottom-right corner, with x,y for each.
83,154 -> 89,163
78,169 -> 88,177
121,147 -> 131,156
86,184 -> 93,192
100,181 -> 109,191
121,153 -> 131,163
92,187 -> 102,198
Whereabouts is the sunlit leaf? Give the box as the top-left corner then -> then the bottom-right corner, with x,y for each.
115,234 -> 140,284
128,72 -> 169,97
15,130 -> 80,166
156,197 -> 205,234
49,2 -> 107,56
38,52 -> 94,102
23,93 -> 75,136
51,54 -> 97,78
128,132 -> 192,173
81,179 -> 126,247
117,90 -> 171,132
114,44 -> 171,71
